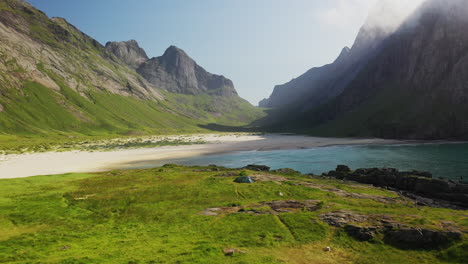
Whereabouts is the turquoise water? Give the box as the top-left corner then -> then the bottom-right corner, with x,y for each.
154,143 -> 468,180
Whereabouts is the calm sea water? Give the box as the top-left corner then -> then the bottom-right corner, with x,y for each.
146,143 -> 468,180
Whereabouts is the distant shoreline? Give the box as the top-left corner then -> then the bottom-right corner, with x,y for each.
0,133 -> 462,179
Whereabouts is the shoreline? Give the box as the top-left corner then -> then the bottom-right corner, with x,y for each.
0,133 -> 462,179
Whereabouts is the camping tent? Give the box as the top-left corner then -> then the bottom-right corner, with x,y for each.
234,176 -> 255,183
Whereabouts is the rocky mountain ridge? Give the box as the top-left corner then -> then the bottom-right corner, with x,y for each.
259,0 -> 404,110
0,0 -> 160,100
105,41 -> 237,96
0,0 -> 263,135
307,0 -> 468,139
260,0 -> 468,139
138,45 -> 237,96
104,40 -> 149,69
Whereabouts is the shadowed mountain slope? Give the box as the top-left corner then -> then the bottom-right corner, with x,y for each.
260,0 -> 468,139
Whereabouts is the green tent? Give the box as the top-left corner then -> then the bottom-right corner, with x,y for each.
234,176 -> 255,183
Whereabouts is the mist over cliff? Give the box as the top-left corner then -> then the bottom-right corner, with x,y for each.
259,0 -> 468,139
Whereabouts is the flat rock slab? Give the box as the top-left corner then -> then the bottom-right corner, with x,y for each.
201,200 -> 322,216
264,200 -> 321,213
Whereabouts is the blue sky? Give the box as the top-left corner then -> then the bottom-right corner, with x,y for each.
26,0 -> 379,104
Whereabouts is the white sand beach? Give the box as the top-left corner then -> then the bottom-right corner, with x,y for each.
0,134 -> 401,179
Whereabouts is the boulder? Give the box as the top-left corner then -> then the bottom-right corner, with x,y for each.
223,248 -> 246,256
344,224 -> 377,241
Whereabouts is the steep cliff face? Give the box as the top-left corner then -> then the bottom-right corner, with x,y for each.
262,45 -> 358,110
136,46 -> 237,96
105,40 -> 149,69
262,0 -> 468,139
261,0 -> 425,110
308,0 -> 468,139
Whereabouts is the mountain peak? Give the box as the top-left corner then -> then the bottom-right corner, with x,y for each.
362,0 -> 425,34
105,40 -> 149,69
351,0 -> 425,53
167,45 -> 182,51
137,46 -> 237,96
334,46 -> 350,63
162,45 -> 190,59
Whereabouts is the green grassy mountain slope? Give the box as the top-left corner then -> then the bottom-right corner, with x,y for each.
0,0 -> 264,140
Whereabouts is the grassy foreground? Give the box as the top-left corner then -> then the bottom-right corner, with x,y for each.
0,165 -> 466,263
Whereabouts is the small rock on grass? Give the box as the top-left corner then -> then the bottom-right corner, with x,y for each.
223,248 -> 246,256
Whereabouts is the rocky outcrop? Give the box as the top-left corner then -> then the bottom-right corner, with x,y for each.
324,166 -> 468,208
320,210 -> 462,249
320,210 -> 372,227
344,225 -> 378,241
243,164 -> 271,172
203,200 -> 323,216
105,40 -> 149,69
262,200 -> 322,213
137,46 -> 237,96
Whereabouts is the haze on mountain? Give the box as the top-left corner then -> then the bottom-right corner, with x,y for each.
259,0 -> 468,140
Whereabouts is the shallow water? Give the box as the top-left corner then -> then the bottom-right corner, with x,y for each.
134,143 -> 468,180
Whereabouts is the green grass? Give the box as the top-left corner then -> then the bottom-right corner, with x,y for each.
162,91 -> 264,127
0,165 -> 465,263
0,80 -> 264,152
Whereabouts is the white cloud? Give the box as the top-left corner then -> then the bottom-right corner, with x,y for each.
317,0 -> 378,30
317,0 -> 426,32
